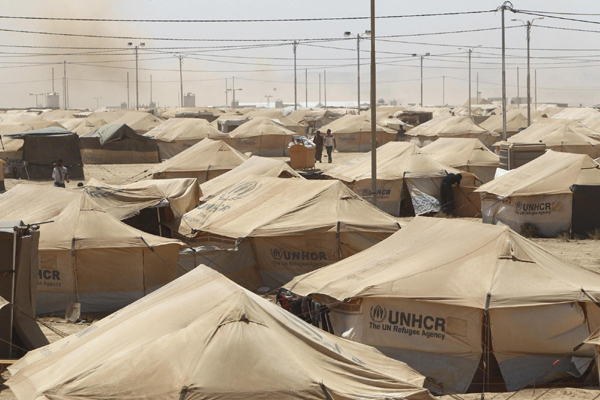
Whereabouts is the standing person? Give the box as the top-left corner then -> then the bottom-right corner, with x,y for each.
313,130 -> 324,163
324,129 -> 336,163
440,173 -> 462,215
52,159 -> 69,188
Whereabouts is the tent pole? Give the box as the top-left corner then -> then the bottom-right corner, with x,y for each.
156,208 -> 163,237
9,228 -> 17,358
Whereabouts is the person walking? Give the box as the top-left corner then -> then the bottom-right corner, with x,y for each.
313,131 -> 324,163
440,173 -> 462,215
324,129 -> 336,163
52,159 -> 69,188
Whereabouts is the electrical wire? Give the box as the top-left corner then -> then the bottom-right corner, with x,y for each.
0,10 -> 496,23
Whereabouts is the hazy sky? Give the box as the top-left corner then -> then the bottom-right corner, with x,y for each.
1,0 -> 599,109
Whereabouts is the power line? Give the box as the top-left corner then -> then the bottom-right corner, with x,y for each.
514,9 -> 600,26
0,10 -> 495,23
537,24 -> 600,35
0,25 -> 518,43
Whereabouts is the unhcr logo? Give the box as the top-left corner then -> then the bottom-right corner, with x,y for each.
361,189 -> 391,197
370,305 -> 387,323
219,181 -> 260,201
271,248 -> 283,260
515,201 -> 563,216
84,186 -> 125,198
270,248 -> 327,261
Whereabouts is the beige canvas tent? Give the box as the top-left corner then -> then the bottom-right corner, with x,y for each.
200,156 -> 302,202
150,138 -> 248,184
325,142 -> 475,216
145,118 -> 230,159
0,185 -> 80,224
211,112 -> 251,133
86,111 -> 162,134
36,194 -> 183,314
422,138 -> 500,183
57,118 -> 107,136
7,266 -> 434,400
503,118 -> 600,159
406,115 -> 499,148
479,109 -> 530,138
0,179 -> 199,225
476,150 -> 600,237
0,221 -> 48,358
552,107 -> 599,121
228,117 -> 296,156
245,109 -> 305,134
320,114 -> 397,152
80,123 -> 160,164
0,135 -> 24,169
170,176 -> 400,289
159,107 -> 222,121
286,216 -> 600,394
83,177 -> 200,221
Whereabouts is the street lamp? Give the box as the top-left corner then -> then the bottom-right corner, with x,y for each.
344,30 -> 371,115
512,17 -> 544,127
127,42 -> 145,110
412,53 -> 430,107
231,77 -> 242,108
93,96 -> 103,110
459,45 -> 481,120
265,94 -> 273,108
29,93 -> 44,108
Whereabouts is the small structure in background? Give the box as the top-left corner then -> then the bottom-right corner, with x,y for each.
183,93 -> 195,108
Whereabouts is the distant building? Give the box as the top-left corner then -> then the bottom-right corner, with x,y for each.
390,99 -> 398,106
275,99 -> 284,108
120,102 -> 128,109
183,93 -> 196,107
230,100 -> 239,108
46,92 -> 59,109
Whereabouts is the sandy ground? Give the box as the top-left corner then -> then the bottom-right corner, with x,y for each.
2,154 -> 600,399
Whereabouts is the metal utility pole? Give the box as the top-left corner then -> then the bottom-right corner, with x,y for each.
305,68 -> 308,107
177,55 -> 184,108
512,17 -> 542,127
293,41 -> 298,110
442,76 -> 445,105
128,42 -> 145,110
225,79 -> 231,108
324,70 -> 327,107
63,61 -> 67,109
150,74 -> 153,105
93,96 -> 102,110
535,69 -> 537,109
319,73 -> 322,106
412,53 -> 430,107
469,50 -> 472,120
52,68 -> 54,92
344,31 -> 371,114
231,76 -> 242,108
370,0 -> 377,207
517,67 -> 520,108
500,1 -> 513,141
420,56 -> 424,107
127,72 -> 130,108
477,73 -> 479,101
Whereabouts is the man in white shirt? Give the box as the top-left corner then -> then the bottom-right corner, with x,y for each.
52,159 -> 69,188
324,129 -> 336,163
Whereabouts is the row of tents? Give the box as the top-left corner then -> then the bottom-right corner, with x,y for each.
7,215 -> 600,398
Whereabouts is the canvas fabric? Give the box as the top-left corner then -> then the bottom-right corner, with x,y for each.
285,217 -> 600,393
8,266 -> 434,400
